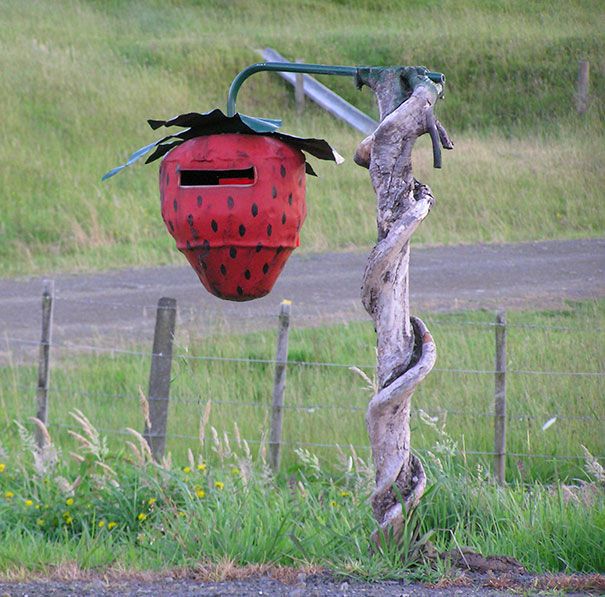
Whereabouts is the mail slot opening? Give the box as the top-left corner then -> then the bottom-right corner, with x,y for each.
180,167 -> 256,186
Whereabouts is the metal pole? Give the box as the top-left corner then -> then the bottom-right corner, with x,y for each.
494,310 -> 507,485
36,280 -> 54,447
295,58 -> 305,115
269,300 -> 292,473
144,297 -> 177,462
227,61 -> 446,116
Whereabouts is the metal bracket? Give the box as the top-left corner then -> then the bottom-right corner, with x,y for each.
227,61 -> 446,168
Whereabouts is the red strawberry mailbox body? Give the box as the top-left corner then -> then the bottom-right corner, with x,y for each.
160,134 -> 307,301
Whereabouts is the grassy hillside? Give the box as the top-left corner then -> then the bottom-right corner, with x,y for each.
0,0 -> 603,276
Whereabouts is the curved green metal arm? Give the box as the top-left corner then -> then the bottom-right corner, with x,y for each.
227,61 -> 444,116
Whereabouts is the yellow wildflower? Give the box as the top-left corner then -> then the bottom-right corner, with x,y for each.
35,504 -> 41,510
63,514 -> 73,525
108,521 -> 118,530
24,499 -> 34,507
4,491 -> 14,499
65,498 -> 74,506
330,500 -> 337,507
36,518 -> 45,526
231,467 -> 240,476
98,520 -> 106,528
195,488 -> 206,498
137,512 -> 147,521
214,481 -> 224,490
178,511 -> 186,518
339,491 -> 351,498
197,463 -> 207,472
0,463 -> 5,473
147,497 -> 157,506
182,466 -> 191,474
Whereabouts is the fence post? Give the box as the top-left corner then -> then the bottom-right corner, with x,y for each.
575,60 -> 589,114
295,58 -> 305,114
269,300 -> 292,473
143,297 -> 177,462
35,280 -> 54,447
494,310 -> 507,485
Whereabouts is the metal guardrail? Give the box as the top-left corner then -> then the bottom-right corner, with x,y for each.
258,48 -> 378,135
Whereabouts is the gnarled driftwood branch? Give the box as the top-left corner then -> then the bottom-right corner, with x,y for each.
355,69 -> 451,547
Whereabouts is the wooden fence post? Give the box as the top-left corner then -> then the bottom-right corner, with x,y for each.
576,60 -> 589,115
295,58 -> 305,114
269,300 -> 292,473
143,297 -> 177,462
494,310 -> 507,485
35,280 -> 54,447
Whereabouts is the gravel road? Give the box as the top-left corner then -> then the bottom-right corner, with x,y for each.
1,238 -> 602,358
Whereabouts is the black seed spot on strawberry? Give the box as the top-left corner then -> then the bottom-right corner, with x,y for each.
237,286 -> 244,297
191,228 -> 199,240
166,173 -> 170,185
256,243 -> 263,252
280,164 -> 286,177
251,203 -> 258,217
239,224 -> 246,237
186,240 -> 191,250
272,186 -> 277,198
168,221 -> 174,232
173,199 -> 178,211
187,214 -> 193,226
229,246 -> 237,259
201,260 -> 208,271
202,239 -> 210,251
288,193 -> 293,206
220,264 -> 227,276
276,246 -> 284,255
263,263 -> 269,274
211,220 -> 218,233
267,224 -> 272,237
244,269 -> 251,280
197,195 -> 203,207
227,196 -> 234,209
281,212 -> 286,225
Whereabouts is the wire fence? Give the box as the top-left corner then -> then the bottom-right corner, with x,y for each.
1,290 -> 604,478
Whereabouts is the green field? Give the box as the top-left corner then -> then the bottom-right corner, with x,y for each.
0,0 -> 603,276
2,301 -> 603,483
0,303 -> 604,578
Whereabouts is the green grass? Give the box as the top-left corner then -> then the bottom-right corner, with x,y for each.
0,0 -> 603,276
0,422 -> 603,578
1,301 -> 603,483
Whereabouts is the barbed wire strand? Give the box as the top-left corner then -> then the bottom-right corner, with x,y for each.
4,336 -> 604,378
3,383 -> 602,422
44,295 -> 604,332
45,422 -> 603,461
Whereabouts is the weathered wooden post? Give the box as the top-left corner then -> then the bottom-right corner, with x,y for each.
494,310 -> 507,485
35,280 -> 54,447
354,67 -> 452,546
575,60 -> 589,115
269,299 -> 292,473
143,297 -> 177,462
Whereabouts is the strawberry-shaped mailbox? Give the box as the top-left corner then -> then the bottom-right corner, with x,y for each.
103,61 -> 445,301
160,132 -> 307,301
104,106 -> 341,301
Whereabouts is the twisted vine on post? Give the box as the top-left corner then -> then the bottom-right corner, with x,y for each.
354,67 -> 453,547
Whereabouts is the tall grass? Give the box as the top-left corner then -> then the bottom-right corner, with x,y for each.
1,301 -> 603,483
0,0 -> 603,275
0,410 -> 603,578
